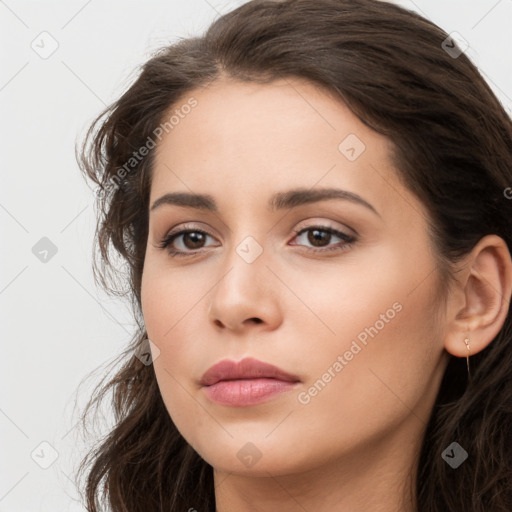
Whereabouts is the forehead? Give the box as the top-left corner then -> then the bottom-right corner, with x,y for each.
150,77 -> 422,222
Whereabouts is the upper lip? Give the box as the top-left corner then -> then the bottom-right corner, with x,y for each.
200,357 -> 301,387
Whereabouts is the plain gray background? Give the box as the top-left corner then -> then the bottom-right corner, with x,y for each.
1,0 -> 511,510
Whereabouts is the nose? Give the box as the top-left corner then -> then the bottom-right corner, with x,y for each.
207,244 -> 283,333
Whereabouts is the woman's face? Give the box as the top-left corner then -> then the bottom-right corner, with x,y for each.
141,77 -> 450,476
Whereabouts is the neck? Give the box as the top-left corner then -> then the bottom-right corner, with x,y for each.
213,416 -> 422,512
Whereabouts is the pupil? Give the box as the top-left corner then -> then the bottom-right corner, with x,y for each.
308,229 -> 330,247
185,232 -> 205,249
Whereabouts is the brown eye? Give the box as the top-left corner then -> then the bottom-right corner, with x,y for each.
181,231 -> 207,249
158,228 -> 218,257
306,228 -> 332,247
292,226 -> 356,253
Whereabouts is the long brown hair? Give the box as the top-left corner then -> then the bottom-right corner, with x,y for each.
75,1 -> 512,510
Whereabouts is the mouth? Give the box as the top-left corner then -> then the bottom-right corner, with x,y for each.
200,356 -> 301,386
199,357 -> 301,406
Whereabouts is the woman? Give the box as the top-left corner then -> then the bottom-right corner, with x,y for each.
76,1 -> 512,511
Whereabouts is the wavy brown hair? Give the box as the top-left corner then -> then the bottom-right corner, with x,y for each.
74,1 -> 512,510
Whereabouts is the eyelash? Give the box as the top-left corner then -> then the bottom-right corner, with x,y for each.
158,224 -> 356,258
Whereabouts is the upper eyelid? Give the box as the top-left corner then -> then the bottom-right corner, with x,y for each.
164,222 -> 350,239
164,217 -> 355,236
293,221 -> 354,236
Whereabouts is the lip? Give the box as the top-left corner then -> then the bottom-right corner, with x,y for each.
200,357 -> 300,386
200,357 -> 301,407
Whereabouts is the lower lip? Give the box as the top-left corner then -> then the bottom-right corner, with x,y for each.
202,378 -> 299,406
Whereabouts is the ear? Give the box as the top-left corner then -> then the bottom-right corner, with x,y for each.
443,234 -> 512,358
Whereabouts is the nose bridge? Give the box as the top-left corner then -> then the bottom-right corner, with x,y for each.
221,211 -> 270,270
207,225 -> 281,329
218,230 -> 269,301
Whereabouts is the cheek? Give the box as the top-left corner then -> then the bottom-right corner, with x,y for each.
295,267 -> 443,448
140,264 -> 213,434
140,259 -> 200,342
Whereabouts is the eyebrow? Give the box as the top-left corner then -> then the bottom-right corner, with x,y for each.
150,188 -> 380,217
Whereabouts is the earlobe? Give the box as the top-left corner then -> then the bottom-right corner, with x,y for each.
443,234 -> 512,358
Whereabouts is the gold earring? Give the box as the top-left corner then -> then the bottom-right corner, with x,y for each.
463,337 -> 470,377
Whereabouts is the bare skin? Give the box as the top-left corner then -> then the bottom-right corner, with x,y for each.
140,76 -> 512,512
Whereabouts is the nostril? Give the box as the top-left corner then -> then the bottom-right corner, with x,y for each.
250,318 -> 263,324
